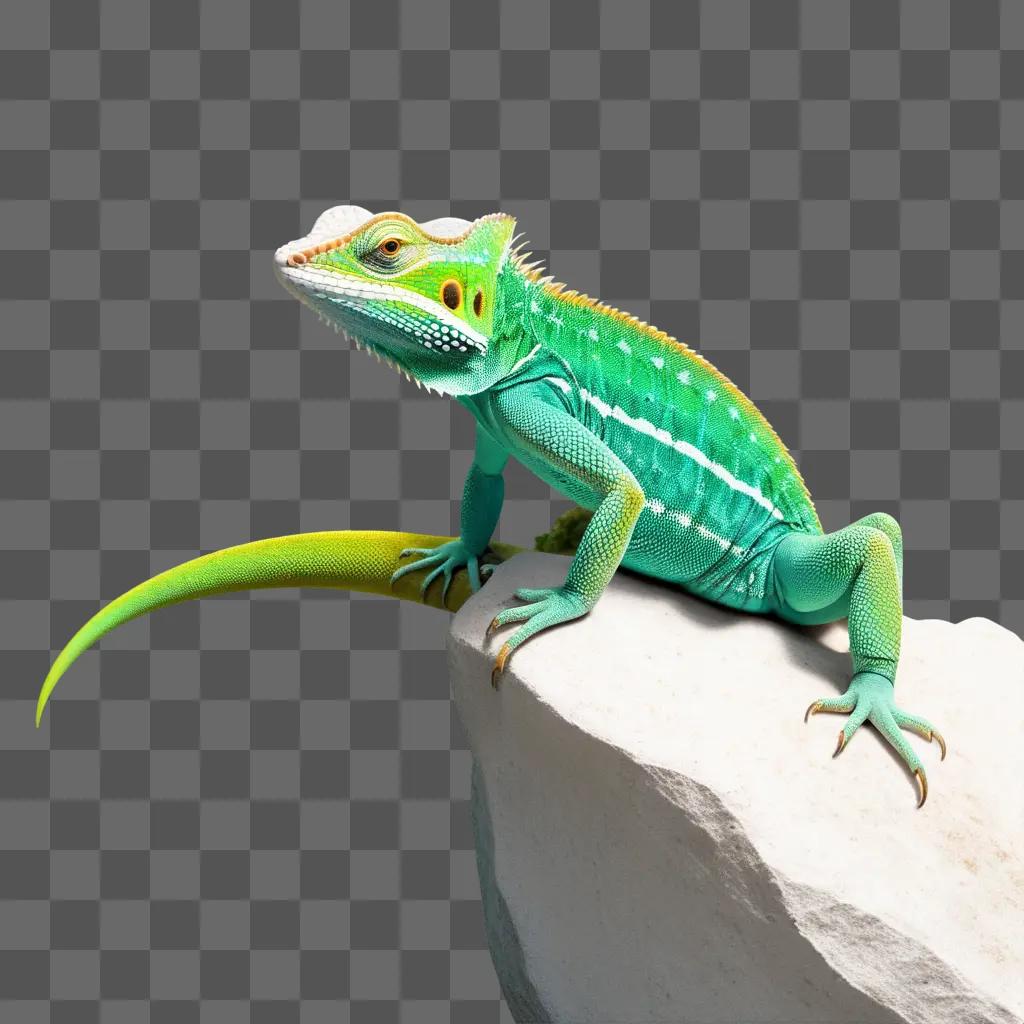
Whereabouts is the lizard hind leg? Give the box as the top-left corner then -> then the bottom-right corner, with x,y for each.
771,519 -> 945,807
854,510 -> 904,603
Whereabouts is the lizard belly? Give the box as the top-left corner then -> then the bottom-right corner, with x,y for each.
512,423 -> 786,613
619,501 -> 788,613
601,410 -> 789,612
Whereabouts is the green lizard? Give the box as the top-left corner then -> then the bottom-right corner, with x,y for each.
37,206 -> 946,806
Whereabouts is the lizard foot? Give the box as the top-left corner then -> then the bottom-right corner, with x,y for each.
390,540 -> 493,606
804,670 -> 947,808
485,585 -> 589,689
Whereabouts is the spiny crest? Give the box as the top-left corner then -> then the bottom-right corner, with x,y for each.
511,245 -> 713,368
349,334 -> 443,395
510,246 -> 819,523
507,236 -> 531,262
310,308 -> 444,394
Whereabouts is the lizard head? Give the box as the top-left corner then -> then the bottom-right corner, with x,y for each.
274,206 -> 518,395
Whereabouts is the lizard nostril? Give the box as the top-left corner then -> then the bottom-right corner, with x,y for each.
288,253 -> 307,266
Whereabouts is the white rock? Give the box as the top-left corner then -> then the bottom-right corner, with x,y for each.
447,551 -> 1024,1024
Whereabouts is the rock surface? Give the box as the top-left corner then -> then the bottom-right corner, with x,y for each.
447,551 -> 1024,1024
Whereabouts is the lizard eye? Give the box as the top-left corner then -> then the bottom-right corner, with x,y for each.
378,238 -> 402,256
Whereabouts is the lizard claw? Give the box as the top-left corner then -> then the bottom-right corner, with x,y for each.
485,585 -> 590,688
914,767 -> 928,808
804,694 -> 856,724
805,671 -> 945,808
390,539 -> 491,602
491,643 -> 511,689
891,709 -> 949,764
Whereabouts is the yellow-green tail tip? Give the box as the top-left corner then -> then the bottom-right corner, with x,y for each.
37,680 -> 55,727
35,529 -> 525,723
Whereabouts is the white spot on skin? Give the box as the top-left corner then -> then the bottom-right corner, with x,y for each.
587,328 -> 599,342
706,389 -> 717,402
645,501 -> 747,557
617,339 -> 632,355
276,264 -> 488,352
729,406 -> 739,420
677,370 -> 691,384
651,356 -> 664,369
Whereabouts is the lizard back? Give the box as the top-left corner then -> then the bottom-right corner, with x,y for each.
491,259 -> 823,609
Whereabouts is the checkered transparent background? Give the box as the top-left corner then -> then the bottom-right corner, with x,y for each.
1,0 -> 1022,1019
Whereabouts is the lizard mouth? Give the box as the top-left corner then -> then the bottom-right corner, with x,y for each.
274,263 -> 486,393
276,264 -> 487,354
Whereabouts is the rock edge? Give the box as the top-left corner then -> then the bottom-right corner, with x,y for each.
448,551 -> 1024,1024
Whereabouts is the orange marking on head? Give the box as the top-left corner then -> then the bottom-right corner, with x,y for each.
286,214 -> 514,274
441,279 -> 462,311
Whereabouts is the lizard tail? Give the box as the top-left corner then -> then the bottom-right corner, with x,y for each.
37,530 -> 524,726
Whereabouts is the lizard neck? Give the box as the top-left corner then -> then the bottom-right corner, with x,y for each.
493,260 -> 703,392
488,258 -> 557,380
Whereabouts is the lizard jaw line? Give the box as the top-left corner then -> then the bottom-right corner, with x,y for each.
275,265 -> 458,395
276,264 -> 489,355
323,318 -> 441,395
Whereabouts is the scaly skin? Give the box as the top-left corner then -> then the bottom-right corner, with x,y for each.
37,207 -> 947,806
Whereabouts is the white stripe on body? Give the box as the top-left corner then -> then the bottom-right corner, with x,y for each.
542,376 -> 784,521
643,497 -> 746,557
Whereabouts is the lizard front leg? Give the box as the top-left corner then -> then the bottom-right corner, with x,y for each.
390,426 -> 508,605
485,385 -> 645,687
